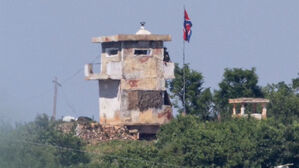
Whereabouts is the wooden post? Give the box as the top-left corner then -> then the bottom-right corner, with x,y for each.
51,77 -> 61,121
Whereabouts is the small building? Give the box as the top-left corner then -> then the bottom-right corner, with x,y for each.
84,24 -> 174,134
229,97 -> 270,119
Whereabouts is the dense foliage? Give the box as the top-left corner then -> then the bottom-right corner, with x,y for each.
0,115 -> 89,168
214,68 -> 264,119
264,81 -> 299,124
1,67 -> 298,168
169,64 -> 213,119
93,116 -> 299,168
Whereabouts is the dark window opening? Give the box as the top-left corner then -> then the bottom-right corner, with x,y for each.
105,48 -> 118,56
163,47 -> 171,62
163,91 -> 172,105
134,49 -> 151,55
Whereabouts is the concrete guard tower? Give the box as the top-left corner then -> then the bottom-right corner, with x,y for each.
84,24 -> 174,134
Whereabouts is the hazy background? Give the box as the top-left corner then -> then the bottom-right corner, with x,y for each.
0,0 -> 298,123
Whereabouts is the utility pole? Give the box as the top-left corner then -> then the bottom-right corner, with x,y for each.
51,77 -> 61,121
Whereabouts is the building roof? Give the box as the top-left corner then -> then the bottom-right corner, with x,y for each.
136,25 -> 151,35
228,97 -> 270,104
92,34 -> 171,43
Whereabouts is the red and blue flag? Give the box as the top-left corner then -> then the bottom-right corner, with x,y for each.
183,9 -> 192,42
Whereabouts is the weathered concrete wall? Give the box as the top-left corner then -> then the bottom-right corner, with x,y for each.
99,80 -> 121,125
121,78 -> 165,90
123,56 -> 159,79
122,49 -> 163,78
121,47 -> 165,91
126,105 -> 172,124
100,42 -> 121,75
107,61 -> 122,78
163,62 -> 175,79
119,90 -> 173,125
90,37 -> 174,127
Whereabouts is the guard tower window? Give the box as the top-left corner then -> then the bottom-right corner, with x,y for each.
105,48 -> 119,57
163,91 -> 171,105
134,49 -> 151,56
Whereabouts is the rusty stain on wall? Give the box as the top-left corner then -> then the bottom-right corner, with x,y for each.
158,106 -> 172,120
139,56 -> 151,63
128,80 -> 138,88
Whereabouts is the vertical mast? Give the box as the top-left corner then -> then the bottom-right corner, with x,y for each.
52,77 -> 61,121
183,5 -> 186,114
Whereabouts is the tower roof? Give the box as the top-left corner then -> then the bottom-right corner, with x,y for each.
92,34 -> 171,43
92,23 -> 171,43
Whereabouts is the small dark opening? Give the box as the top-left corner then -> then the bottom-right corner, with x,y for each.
107,49 -> 118,55
163,47 -> 170,62
134,49 -> 151,55
164,91 -> 172,105
139,134 -> 156,140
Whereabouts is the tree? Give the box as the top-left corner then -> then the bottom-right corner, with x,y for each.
169,64 -> 213,119
263,81 -> 299,123
214,68 -> 263,119
156,116 -> 298,168
0,114 -> 90,168
93,116 -> 298,168
292,74 -> 299,94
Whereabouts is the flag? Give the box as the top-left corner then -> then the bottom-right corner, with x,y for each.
183,9 -> 192,42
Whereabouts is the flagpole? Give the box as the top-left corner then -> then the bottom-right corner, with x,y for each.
183,5 -> 186,115
183,36 -> 186,115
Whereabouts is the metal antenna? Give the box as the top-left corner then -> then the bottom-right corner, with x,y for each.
51,77 -> 62,121
140,21 -> 146,27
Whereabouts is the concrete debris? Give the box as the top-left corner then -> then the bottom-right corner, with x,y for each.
58,122 -> 138,144
76,123 -> 139,143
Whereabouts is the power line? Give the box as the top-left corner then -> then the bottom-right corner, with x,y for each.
60,87 -> 78,115
60,46 -> 102,84
14,54 -> 101,108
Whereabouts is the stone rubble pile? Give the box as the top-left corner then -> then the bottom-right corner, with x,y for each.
75,122 -> 139,143
57,120 -> 139,143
